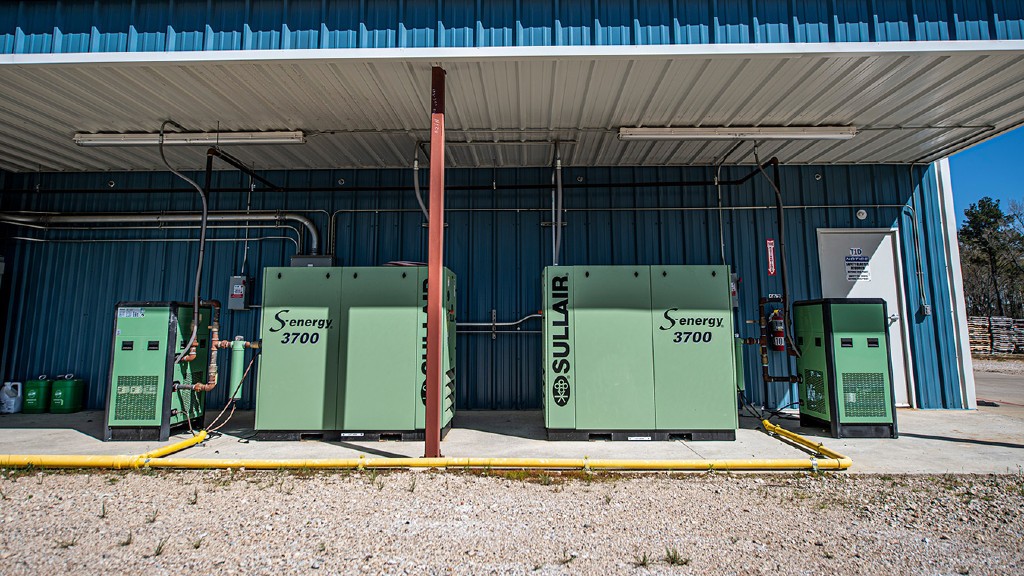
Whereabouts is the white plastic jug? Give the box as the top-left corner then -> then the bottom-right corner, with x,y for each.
1,382 -> 23,414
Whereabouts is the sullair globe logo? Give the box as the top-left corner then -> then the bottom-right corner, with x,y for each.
552,376 -> 571,407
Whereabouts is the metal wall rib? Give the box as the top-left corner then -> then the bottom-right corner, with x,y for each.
2,0 -> 1023,53
0,164 -> 961,411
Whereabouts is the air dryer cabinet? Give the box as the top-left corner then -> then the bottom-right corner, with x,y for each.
255,266 -> 455,437
105,302 -> 210,441
793,299 -> 898,439
543,265 -> 737,440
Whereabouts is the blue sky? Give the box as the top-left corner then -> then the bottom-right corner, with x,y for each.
949,127 -> 1024,227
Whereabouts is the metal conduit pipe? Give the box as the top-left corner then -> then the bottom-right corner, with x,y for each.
413,148 -> 429,220
0,421 -> 849,472
9,224 -> 304,250
554,147 -> 564,265
0,211 -> 320,255
10,236 -> 300,250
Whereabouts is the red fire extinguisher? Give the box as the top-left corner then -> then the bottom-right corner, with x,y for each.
768,309 -> 786,352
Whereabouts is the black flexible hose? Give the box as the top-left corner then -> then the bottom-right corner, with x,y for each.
159,120 -> 209,363
753,150 -> 801,359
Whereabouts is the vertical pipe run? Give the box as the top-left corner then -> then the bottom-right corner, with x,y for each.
424,66 -> 446,459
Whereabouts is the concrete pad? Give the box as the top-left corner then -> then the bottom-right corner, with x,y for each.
1,371 -> 1021,473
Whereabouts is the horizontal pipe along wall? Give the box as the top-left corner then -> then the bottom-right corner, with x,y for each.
2,0 -> 1023,52
0,164 -> 960,411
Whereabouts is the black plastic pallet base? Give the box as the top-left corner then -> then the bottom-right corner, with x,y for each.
800,413 -> 897,439
253,424 -> 452,442
546,429 -> 736,442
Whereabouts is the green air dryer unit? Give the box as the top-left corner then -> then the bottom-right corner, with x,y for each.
255,266 -> 455,439
793,299 -> 898,439
543,265 -> 738,441
105,302 -> 211,441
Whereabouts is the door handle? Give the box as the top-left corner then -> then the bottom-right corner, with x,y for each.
888,313 -> 899,326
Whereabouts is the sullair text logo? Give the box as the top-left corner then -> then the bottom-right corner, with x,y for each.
549,275 -> 572,407
268,309 -> 333,332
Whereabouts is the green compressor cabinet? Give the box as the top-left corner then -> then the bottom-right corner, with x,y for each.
793,299 -> 898,439
543,265 -> 738,441
255,266 -> 456,438
105,302 -> 211,441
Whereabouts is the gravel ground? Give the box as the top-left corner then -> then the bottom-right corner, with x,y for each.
973,357 -> 1024,375
0,470 -> 1021,575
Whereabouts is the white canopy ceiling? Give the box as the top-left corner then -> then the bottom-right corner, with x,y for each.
1,42 -> 1023,172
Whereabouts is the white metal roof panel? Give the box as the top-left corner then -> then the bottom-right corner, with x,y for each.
0,42 -> 1023,172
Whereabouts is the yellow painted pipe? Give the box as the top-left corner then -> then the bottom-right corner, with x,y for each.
0,423 -> 850,472
0,431 -> 207,470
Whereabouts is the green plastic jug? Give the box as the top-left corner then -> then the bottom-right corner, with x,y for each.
50,374 -> 85,414
23,376 -> 52,414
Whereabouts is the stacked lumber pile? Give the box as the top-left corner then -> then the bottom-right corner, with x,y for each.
968,317 -> 991,355
1016,319 -> 1024,354
990,316 -> 1016,354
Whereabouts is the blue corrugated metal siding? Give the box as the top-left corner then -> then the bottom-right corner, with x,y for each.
3,1 -> 1024,54
0,165 -> 960,411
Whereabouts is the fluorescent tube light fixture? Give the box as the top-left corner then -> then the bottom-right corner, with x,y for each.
73,131 -> 306,147
617,126 -> 857,141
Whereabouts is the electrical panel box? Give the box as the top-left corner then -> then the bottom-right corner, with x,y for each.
105,302 -> 211,441
228,275 -> 250,311
793,299 -> 898,439
543,265 -> 738,441
255,266 -> 456,438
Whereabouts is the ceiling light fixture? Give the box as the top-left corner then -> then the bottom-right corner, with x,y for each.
617,126 -> 857,141
73,131 -> 306,147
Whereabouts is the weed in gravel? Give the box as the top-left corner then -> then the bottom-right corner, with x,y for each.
187,488 -> 198,505
147,538 -> 168,558
317,541 -> 327,553
631,551 -> 651,568
538,473 -> 553,486
55,536 -> 78,549
99,501 -> 107,519
603,494 -> 612,505
367,469 -> 379,485
557,549 -> 576,565
119,531 -> 133,547
0,486 -> 6,500
146,510 -> 158,524
375,477 -> 385,491
191,537 -> 203,550
106,475 -> 121,485
407,476 -> 417,493
664,547 -> 690,566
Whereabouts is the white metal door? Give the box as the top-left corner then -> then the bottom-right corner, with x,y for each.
817,229 -> 915,407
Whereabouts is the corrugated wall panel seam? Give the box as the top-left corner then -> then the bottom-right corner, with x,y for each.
1,164 -> 960,412
3,0 -> 1024,53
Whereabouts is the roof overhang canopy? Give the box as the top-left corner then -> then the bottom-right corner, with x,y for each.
1,41 -> 1024,172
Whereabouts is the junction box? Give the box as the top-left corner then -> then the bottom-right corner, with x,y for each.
105,302 -> 211,441
793,299 -> 898,438
543,265 -> 738,441
255,266 -> 456,438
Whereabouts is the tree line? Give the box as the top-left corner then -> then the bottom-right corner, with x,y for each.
959,197 -> 1024,318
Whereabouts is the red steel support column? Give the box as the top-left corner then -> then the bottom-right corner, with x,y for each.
424,66 -> 446,458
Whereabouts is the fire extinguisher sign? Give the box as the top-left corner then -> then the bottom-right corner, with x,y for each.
766,239 -> 777,276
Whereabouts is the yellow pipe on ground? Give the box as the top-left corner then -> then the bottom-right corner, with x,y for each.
0,422 -> 849,472
0,431 -> 207,470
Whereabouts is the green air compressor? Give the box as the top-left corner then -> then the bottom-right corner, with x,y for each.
255,266 -> 456,439
543,265 -> 738,441
104,302 -> 212,441
793,299 -> 898,439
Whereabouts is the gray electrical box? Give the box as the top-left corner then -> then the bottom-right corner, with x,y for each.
229,275 -> 250,311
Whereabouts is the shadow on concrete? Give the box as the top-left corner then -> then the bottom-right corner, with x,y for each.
452,410 -> 547,440
329,442 -> 409,459
0,410 -> 105,440
898,432 -> 1024,451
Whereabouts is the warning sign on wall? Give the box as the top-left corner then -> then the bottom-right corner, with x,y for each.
766,239 -> 776,276
845,255 -> 871,281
